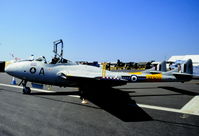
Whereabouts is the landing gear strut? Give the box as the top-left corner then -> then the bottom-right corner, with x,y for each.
79,87 -> 88,104
21,80 -> 31,94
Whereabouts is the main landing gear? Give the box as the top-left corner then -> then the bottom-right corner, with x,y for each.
79,87 -> 89,104
19,80 -> 31,94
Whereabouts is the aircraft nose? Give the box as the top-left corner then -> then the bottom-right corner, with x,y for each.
5,61 -> 26,78
5,64 -> 11,73
5,63 -> 15,75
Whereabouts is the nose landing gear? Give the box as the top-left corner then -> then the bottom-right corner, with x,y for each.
20,80 -> 31,94
23,86 -> 31,94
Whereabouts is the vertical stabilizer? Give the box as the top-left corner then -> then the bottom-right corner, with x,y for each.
158,61 -> 166,72
181,59 -> 193,74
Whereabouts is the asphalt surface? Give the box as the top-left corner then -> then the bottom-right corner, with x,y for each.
0,73 -> 199,136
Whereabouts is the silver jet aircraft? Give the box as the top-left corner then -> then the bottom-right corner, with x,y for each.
3,56 -> 193,94
0,40 -> 193,98
4,56 -> 127,94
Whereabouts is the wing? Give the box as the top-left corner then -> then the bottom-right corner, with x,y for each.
57,71 -> 127,87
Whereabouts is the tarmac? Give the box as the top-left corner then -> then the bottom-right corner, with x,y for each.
0,73 -> 199,136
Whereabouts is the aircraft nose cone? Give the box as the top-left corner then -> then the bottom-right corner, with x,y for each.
5,64 -> 11,73
5,63 -> 15,75
5,61 -> 26,78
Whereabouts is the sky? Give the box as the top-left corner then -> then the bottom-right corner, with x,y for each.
0,0 -> 199,62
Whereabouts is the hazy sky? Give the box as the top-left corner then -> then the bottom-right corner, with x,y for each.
0,0 -> 199,62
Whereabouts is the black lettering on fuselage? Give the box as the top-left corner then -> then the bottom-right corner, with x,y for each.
39,68 -> 45,75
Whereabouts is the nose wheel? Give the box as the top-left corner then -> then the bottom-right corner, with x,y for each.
20,80 -> 31,94
23,87 -> 31,94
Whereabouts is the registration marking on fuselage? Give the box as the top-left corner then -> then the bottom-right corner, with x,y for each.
0,83 -> 198,116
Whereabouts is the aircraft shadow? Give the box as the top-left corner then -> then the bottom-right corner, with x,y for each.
84,87 -> 153,122
30,88 -> 153,122
158,86 -> 199,96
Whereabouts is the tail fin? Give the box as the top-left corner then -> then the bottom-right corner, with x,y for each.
158,61 -> 166,72
181,59 -> 193,74
144,60 -> 167,74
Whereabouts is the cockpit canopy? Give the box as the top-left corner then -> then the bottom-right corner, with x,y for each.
19,55 -> 75,65
50,57 -> 73,64
35,56 -> 47,63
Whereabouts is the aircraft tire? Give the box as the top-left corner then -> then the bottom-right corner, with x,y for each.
23,87 -> 31,94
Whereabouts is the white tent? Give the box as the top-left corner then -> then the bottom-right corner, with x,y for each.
168,55 -> 199,66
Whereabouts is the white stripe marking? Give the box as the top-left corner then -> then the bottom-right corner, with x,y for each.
0,83 -> 23,89
69,95 -> 80,98
181,95 -> 199,115
0,83 -> 198,116
0,83 -> 56,93
137,104 -> 182,113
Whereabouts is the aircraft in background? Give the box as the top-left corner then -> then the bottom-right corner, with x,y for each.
0,40 -> 193,99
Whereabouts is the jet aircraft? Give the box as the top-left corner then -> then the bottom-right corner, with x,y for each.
0,40 -> 193,99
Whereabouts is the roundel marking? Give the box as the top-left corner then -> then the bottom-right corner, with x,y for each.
131,75 -> 137,82
30,67 -> 36,74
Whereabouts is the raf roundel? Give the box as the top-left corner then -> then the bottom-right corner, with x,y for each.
30,67 -> 36,74
131,75 -> 137,82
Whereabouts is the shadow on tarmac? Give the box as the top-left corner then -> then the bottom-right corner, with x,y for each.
159,86 -> 199,96
31,87 -> 153,122
83,87 -> 153,122
154,119 -> 199,128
